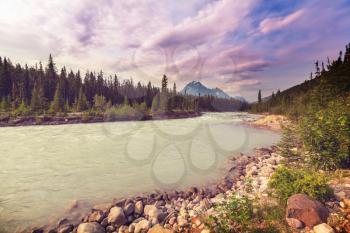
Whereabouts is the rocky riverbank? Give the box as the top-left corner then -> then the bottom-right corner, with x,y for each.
0,111 -> 201,127
27,146 -> 282,233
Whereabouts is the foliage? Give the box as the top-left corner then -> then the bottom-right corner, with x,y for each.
300,95 -> 350,170
13,101 -> 31,116
104,104 -> 145,121
93,94 -> 107,111
278,123 -> 301,159
205,195 -> 253,233
268,166 -> 333,203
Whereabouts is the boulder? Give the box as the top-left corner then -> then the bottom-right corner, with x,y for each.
313,223 -> 335,233
134,219 -> 150,233
107,207 -> 126,226
77,222 -> 105,233
286,194 -> 329,228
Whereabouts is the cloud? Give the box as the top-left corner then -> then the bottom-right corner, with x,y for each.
1,0 -> 350,101
144,0 -> 256,49
258,9 -> 305,34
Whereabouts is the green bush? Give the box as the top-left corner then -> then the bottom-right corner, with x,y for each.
205,195 -> 253,233
104,104 -> 145,121
300,95 -> 350,170
13,101 -> 31,116
268,166 -> 333,203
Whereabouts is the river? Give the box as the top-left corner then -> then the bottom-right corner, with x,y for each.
0,112 -> 279,232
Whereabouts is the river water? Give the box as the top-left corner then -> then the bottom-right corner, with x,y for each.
0,112 -> 279,232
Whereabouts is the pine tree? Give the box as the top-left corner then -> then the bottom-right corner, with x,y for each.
258,90 -> 262,103
76,87 -> 88,111
30,84 -> 43,113
50,81 -> 65,113
161,74 -> 168,93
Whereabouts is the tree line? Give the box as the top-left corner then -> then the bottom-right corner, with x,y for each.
0,55 -> 246,117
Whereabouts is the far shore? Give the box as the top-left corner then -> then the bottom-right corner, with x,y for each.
0,111 -> 202,128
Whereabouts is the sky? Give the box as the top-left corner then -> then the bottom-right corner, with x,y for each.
0,0 -> 350,101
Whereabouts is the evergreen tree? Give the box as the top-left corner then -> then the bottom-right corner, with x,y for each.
161,74 -> 168,93
258,90 -> 262,103
76,87 -> 88,111
50,81 -> 65,113
30,84 -> 43,113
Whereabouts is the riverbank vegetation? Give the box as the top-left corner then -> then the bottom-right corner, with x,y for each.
206,43 -> 350,233
0,55 -> 247,125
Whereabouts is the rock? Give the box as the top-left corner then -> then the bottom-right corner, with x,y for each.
286,218 -> 304,229
313,223 -> 335,233
128,223 -> 136,233
144,205 -> 164,222
169,217 -> 176,225
286,194 -> 329,228
334,191 -> 346,201
100,218 -> 108,227
124,203 -> 135,216
148,224 -> 173,233
134,201 -> 144,215
108,207 -> 126,226
57,224 -> 74,233
177,216 -> 187,227
88,210 -> 104,222
106,226 -> 115,233
118,225 -> 128,233
77,222 -> 105,233
134,219 -> 150,233
343,198 -> 350,207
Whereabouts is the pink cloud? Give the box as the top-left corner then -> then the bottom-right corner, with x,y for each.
259,9 -> 305,34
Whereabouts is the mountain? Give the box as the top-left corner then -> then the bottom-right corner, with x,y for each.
180,81 -> 245,101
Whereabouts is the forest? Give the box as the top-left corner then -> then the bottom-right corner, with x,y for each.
251,42 -> 350,170
0,55 -> 247,123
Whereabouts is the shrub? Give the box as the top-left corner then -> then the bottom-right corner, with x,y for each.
13,101 -> 31,116
299,95 -> 350,170
205,195 -> 253,233
268,166 -> 333,203
104,105 -> 144,121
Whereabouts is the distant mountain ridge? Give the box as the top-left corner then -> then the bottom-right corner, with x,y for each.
180,81 -> 246,101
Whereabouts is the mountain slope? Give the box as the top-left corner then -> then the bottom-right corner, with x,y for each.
250,42 -> 350,118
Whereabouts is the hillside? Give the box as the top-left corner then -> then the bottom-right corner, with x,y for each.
250,42 -> 350,118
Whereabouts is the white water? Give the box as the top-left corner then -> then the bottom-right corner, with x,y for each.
0,112 -> 279,232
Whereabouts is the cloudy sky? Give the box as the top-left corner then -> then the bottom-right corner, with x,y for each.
0,0 -> 350,101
